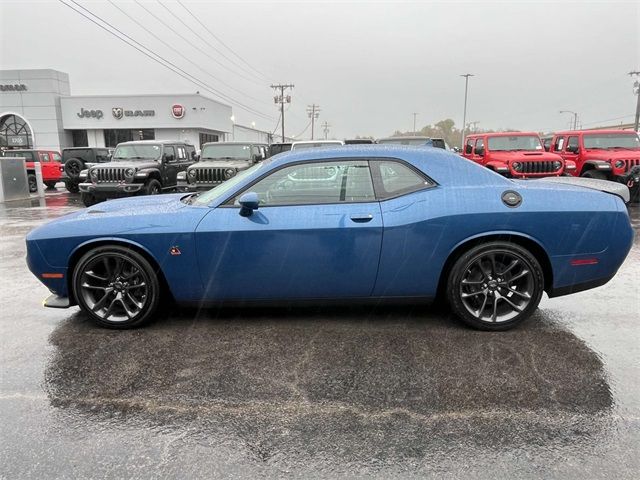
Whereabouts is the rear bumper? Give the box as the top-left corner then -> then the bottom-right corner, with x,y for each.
547,274 -> 614,298
79,182 -> 144,194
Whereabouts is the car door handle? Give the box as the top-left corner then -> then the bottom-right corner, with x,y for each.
350,214 -> 374,223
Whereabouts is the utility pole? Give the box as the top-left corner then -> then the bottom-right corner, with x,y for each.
307,104 -> 321,140
412,113 -> 419,134
271,83 -> 294,141
559,110 -> 578,130
630,71 -> 640,131
467,121 -> 480,133
460,74 -> 474,148
321,121 -> 331,139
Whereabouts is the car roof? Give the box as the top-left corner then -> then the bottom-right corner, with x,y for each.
466,132 -> 540,138
291,140 -> 344,145
116,140 -> 194,146
554,129 -> 638,135
202,141 -> 267,146
378,136 -> 431,141
63,147 -> 108,150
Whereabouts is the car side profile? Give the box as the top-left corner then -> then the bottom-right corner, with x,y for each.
26,146 -> 633,331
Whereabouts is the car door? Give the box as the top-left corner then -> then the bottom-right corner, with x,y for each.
38,152 -> 54,178
194,159 -> 383,300
162,145 -> 177,187
562,135 -> 580,171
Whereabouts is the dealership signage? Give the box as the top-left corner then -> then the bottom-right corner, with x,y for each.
77,108 -> 103,119
171,104 -> 185,119
112,108 -> 155,119
0,84 -> 27,92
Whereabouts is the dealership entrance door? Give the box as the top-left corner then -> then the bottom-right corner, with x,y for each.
0,114 -> 33,149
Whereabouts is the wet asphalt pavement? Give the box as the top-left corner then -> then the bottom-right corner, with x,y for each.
1,188 -> 638,478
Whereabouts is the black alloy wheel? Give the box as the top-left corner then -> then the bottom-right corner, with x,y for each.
582,170 -> 607,180
65,181 -> 80,194
447,242 -> 544,331
73,246 -> 160,328
145,179 -> 162,195
81,192 -> 98,207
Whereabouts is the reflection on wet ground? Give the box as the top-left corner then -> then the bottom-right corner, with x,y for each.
1,190 -> 638,478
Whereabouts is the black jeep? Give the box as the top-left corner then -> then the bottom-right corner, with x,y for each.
177,142 -> 267,191
78,140 -> 196,207
62,147 -> 113,193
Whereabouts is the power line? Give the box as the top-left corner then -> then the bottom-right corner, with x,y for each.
59,0 -> 272,119
174,0 -> 270,81
106,0 -> 268,107
133,0 -> 262,87
294,120 -> 312,139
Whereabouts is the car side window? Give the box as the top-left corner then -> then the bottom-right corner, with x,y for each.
186,145 -> 196,160
239,160 -> 375,206
554,136 -> 565,151
164,146 -> 176,162
40,152 -> 50,162
474,138 -> 484,154
371,160 -> 434,199
52,152 -> 62,162
567,136 -> 579,151
465,138 -> 473,154
95,150 -> 109,162
176,146 -> 187,160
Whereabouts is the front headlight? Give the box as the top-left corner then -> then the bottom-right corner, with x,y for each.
614,160 -> 625,169
188,169 -> 197,178
125,167 -> 135,177
89,169 -> 98,180
552,161 -> 562,170
224,168 -> 236,179
512,162 -> 522,172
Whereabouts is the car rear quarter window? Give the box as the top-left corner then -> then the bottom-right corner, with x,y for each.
371,160 -> 434,199
554,136 -> 565,151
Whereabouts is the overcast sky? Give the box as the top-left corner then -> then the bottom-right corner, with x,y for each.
1,0 -> 638,139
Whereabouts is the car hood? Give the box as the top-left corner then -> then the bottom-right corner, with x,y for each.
489,151 -> 562,161
583,149 -> 640,160
191,159 -> 252,169
94,161 -> 160,169
26,193 -> 201,242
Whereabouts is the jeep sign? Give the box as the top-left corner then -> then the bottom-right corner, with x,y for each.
171,104 -> 185,119
77,108 -> 104,119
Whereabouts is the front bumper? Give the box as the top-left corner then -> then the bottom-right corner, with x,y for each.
79,182 -> 144,194
618,166 -> 640,188
177,180 -> 221,192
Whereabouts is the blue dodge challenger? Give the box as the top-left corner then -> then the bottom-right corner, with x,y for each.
26,146 -> 633,330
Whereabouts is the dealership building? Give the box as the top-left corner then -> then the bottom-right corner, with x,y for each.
0,69 -> 273,152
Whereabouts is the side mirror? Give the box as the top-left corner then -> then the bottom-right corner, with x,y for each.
238,192 -> 260,217
475,147 -> 485,156
252,154 -> 263,162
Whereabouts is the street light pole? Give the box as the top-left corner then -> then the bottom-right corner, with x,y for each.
629,71 -> 640,131
559,110 -> 578,130
460,74 -> 474,148
412,112 -> 419,134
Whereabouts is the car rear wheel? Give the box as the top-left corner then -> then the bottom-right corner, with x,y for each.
65,181 -> 79,194
145,179 -> 162,195
582,170 -> 607,180
27,174 -> 37,193
447,242 -> 544,331
73,246 -> 160,328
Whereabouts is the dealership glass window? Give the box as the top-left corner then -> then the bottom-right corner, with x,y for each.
103,129 -> 155,147
199,133 -> 219,148
72,130 -> 88,147
0,114 -> 33,149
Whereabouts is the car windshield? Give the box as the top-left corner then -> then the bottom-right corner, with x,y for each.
583,133 -> 640,149
112,144 -> 162,161
378,138 -> 430,146
201,144 -> 252,160
190,162 -> 265,206
292,142 -> 342,150
487,136 -> 542,151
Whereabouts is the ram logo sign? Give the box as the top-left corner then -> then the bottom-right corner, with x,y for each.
112,107 -> 123,119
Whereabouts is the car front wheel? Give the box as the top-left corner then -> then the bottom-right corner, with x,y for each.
145,179 -> 162,195
447,242 -> 544,331
73,245 -> 160,328
582,170 -> 607,180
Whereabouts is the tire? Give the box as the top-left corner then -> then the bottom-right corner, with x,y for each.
582,170 -> 607,180
65,181 -> 80,194
64,158 -> 84,179
27,174 -> 37,193
446,241 -> 544,331
630,186 -> 639,204
72,245 -> 161,329
44,181 -> 57,190
81,192 -> 98,207
144,179 -> 162,196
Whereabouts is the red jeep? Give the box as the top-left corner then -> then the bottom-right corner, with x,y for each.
550,130 -> 640,202
6,149 -> 64,192
462,132 -> 574,178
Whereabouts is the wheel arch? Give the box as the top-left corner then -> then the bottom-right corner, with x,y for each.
67,237 -> 173,304
436,232 -> 553,299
